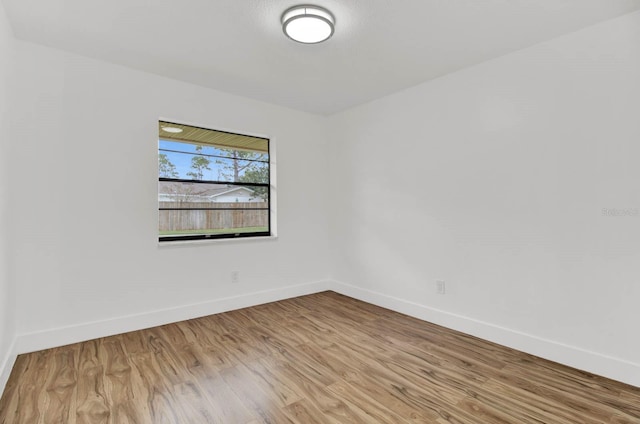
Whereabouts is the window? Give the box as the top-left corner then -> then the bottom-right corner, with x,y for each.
158,121 -> 270,242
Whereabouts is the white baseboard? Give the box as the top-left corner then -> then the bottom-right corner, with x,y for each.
14,279 -> 330,356
0,337 -> 17,396
327,280 -> 640,388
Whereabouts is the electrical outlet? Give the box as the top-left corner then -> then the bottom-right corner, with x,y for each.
436,280 -> 446,295
231,271 -> 240,284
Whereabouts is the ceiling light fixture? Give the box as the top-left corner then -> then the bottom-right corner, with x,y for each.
161,126 -> 183,134
282,5 -> 335,44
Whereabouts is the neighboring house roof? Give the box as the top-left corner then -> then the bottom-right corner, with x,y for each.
209,187 -> 254,199
158,181 -> 255,199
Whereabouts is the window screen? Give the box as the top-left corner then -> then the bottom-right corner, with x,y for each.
158,121 -> 270,242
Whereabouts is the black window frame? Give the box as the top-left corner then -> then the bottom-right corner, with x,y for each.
158,122 -> 271,242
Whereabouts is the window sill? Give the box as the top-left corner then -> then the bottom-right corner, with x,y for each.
158,235 -> 278,248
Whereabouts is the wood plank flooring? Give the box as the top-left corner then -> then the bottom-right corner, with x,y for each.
1,291 -> 639,423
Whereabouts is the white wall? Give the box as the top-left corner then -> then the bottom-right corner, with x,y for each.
8,40 -> 330,347
0,0 -> 16,389
329,11 -> 640,386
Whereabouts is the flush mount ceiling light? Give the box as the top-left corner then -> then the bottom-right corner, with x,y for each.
282,5 -> 335,44
161,126 -> 183,134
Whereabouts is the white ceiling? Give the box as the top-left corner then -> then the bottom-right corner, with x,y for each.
3,0 -> 640,115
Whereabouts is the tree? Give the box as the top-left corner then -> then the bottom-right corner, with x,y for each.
159,153 -> 178,178
216,149 -> 267,182
216,149 -> 269,201
186,146 -> 211,180
240,165 -> 269,201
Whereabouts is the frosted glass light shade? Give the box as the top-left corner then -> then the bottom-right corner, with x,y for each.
282,5 -> 335,44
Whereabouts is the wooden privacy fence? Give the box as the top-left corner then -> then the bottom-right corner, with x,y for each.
159,201 -> 268,231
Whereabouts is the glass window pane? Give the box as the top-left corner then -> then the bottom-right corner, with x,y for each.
159,181 -> 269,203
159,121 -> 268,153
158,121 -> 270,241
159,142 -> 268,183
159,209 -> 269,237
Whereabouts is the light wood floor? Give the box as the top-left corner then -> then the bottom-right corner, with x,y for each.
1,291 -> 639,423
